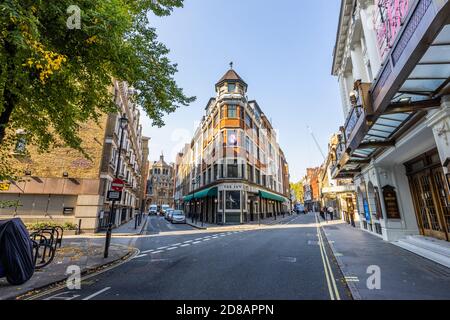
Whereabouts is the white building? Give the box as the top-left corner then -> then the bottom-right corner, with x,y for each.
332,0 -> 450,266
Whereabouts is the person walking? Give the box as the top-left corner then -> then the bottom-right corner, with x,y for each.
327,206 -> 334,221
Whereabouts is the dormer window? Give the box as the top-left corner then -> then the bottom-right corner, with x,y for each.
227,83 -> 236,93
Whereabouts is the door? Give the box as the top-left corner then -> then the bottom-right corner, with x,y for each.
409,170 -> 448,241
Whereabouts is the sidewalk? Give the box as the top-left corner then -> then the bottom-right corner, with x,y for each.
319,218 -> 450,300
0,238 -> 135,300
81,215 -> 148,237
186,214 -> 299,230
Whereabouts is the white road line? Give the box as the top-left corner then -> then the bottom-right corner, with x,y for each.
193,241 -> 202,244
172,243 -> 182,246
183,240 -> 193,243
195,238 -> 203,241
141,249 -> 154,254
212,236 -> 218,239
133,254 -> 147,259
203,238 -> 211,241
166,247 -> 177,251
82,287 -> 111,300
151,250 -> 163,254
180,244 -> 190,247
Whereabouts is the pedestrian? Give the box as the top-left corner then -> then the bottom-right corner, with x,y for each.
327,206 -> 334,221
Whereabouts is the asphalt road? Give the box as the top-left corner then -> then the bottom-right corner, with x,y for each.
30,214 -> 352,300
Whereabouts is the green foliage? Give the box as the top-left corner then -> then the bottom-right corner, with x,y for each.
0,0 -> 195,180
26,221 -> 78,231
0,199 -> 21,208
290,181 -> 304,203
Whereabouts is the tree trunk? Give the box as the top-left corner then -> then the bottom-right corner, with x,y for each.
0,90 -> 15,144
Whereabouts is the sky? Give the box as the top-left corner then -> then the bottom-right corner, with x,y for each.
142,0 -> 344,182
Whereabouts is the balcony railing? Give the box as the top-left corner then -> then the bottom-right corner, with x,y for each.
344,105 -> 364,143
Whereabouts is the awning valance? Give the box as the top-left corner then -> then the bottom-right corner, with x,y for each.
259,190 -> 287,203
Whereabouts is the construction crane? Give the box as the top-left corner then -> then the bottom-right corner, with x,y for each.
307,125 -> 326,161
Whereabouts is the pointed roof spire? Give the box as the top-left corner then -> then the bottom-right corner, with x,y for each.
216,63 -> 247,88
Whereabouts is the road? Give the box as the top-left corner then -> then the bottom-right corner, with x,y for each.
29,214 -> 352,300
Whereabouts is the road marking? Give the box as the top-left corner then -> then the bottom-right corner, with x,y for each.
82,287 -> 111,300
315,214 -> 341,301
183,240 -> 193,243
203,238 -> 211,241
195,238 -> 203,241
44,292 -> 80,300
345,276 -> 360,282
166,247 -> 177,251
172,243 -> 182,246
133,254 -> 147,259
180,244 -> 190,247
141,249 -> 154,254
212,236 -> 218,239
151,250 -> 163,254
193,241 -> 202,244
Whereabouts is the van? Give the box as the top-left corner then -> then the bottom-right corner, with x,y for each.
149,205 -> 158,215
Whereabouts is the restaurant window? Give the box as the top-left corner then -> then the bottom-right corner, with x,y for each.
228,105 -> 237,118
219,191 -> 223,210
226,191 -> 241,210
227,160 -> 239,178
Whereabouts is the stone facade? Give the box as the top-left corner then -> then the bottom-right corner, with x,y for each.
146,154 -> 175,208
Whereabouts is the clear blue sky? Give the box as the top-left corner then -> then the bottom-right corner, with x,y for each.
142,0 -> 344,182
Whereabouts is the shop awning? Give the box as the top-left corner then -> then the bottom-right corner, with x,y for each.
183,187 -> 218,202
194,187 -> 218,199
259,190 -> 287,203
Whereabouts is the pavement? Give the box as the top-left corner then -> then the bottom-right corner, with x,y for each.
319,216 -> 450,300
91,215 -> 148,237
0,238 -> 135,300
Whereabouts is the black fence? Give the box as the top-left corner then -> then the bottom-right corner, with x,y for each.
29,226 -> 63,269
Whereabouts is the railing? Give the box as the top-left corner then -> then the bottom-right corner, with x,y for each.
29,226 -> 64,269
344,105 -> 364,144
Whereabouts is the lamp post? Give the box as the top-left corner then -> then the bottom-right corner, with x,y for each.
104,113 -> 128,258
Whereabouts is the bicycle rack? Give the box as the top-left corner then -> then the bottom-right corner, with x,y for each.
29,226 -> 63,270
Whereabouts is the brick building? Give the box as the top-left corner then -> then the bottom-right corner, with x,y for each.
0,80 -> 150,232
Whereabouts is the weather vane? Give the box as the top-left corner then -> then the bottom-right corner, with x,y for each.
229,61 -> 233,69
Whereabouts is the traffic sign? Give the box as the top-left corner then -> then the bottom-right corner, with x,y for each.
107,190 -> 122,201
111,178 -> 125,192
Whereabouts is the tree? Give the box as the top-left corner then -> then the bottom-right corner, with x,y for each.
0,0 -> 196,180
290,180 -> 304,203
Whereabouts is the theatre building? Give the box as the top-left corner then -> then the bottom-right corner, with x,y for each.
175,66 -> 291,224
331,0 -> 450,266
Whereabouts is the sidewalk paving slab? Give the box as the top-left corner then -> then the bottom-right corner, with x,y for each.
0,238 -> 134,300
319,218 -> 450,300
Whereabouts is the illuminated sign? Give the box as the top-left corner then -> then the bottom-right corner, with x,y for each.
374,0 -> 410,60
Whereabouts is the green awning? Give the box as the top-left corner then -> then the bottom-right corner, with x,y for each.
193,187 -> 218,199
183,187 -> 218,201
259,190 -> 287,202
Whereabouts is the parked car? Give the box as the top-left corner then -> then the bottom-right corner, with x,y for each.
295,204 -> 305,214
160,204 -> 170,215
165,209 -> 174,221
170,210 -> 186,224
149,205 -> 158,215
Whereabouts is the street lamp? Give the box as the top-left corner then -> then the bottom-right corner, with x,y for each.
104,113 -> 128,258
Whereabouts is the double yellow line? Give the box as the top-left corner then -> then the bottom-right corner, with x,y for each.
315,213 -> 341,300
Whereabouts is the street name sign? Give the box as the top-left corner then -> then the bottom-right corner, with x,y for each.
107,190 -> 122,201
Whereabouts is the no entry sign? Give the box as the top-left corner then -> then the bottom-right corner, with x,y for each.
111,178 -> 125,192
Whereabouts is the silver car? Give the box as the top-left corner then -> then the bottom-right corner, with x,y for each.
165,209 -> 174,220
170,210 -> 186,224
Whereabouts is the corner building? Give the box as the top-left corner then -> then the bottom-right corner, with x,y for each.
177,67 -> 291,224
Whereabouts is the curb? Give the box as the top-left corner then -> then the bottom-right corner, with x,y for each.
12,244 -> 138,301
317,215 -> 362,300
186,215 -> 297,231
